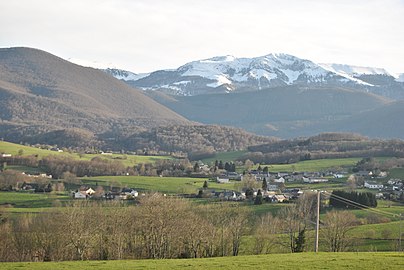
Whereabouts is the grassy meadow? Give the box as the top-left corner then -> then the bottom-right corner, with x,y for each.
0,252 -> 402,270
0,141 -> 171,167
80,175 -> 235,194
260,158 -> 361,172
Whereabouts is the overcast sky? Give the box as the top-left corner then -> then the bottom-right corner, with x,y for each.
1,0 -> 403,74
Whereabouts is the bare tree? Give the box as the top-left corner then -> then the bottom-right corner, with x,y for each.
321,210 -> 358,252
253,213 -> 281,254
279,193 -> 316,252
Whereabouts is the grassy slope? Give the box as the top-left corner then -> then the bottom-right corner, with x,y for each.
80,176 -> 235,194
200,151 -> 248,164
0,253 -> 402,270
0,191 -> 68,208
0,141 -> 171,167
261,158 -> 361,172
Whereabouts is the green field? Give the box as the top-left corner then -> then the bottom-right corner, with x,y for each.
200,150 -> 247,164
0,191 -> 68,208
0,252 -> 402,270
0,141 -> 171,167
261,158 -> 361,172
80,176 -> 236,194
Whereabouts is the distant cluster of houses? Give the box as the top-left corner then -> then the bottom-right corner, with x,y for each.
216,170 -> 343,184
207,188 -> 302,202
72,187 -> 142,200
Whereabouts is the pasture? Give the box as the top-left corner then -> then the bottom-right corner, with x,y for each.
0,252 -> 402,270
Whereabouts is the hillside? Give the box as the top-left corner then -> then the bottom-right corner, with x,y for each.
146,86 -> 391,138
0,47 -> 190,146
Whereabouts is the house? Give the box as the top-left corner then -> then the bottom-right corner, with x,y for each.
226,172 -> 243,180
73,191 -> 87,199
268,194 -> 287,203
364,181 -> 384,189
274,177 -> 285,183
267,184 -> 280,191
303,177 -> 328,183
85,188 -> 95,195
1,153 -> 12,158
121,188 -> 139,198
216,177 -> 230,184
333,174 -> 345,179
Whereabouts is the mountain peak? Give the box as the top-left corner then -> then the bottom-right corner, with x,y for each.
106,53 -> 403,97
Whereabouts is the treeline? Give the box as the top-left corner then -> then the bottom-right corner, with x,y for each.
353,157 -> 404,172
2,124 -> 276,156
329,190 -> 377,209
243,132 -> 404,164
0,194 -> 366,262
0,155 -> 198,179
0,197 -> 254,262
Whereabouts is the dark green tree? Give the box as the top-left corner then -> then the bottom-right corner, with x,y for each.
262,178 -> 268,191
254,189 -> 263,205
293,229 -> 305,252
203,180 -> 208,189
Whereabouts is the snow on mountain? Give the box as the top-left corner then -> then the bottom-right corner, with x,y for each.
396,73 -> 404,82
319,63 -> 391,76
179,53 -> 331,87
105,54 -> 397,96
104,68 -> 149,81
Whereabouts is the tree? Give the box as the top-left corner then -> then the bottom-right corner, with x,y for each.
193,162 -> 199,173
321,210 -> 358,252
279,193 -> 316,253
203,180 -> 208,189
254,189 -> 263,205
262,178 -> 268,191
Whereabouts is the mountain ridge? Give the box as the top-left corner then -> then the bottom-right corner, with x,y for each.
105,53 -> 403,98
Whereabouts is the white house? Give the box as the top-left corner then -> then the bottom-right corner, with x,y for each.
85,188 -> 95,195
274,177 -> 285,183
303,177 -> 328,183
364,181 -> 384,189
73,191 -> 87,199
216,177 -> 230,184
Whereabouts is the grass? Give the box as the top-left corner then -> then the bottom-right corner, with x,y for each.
263,158 -> 361,172
0,191 -> 68,208
80,176 -> 236,194
0,141 -> 171,167
200,150 -> 247,165
0,252 -> 402,269
387,168 -> 404,179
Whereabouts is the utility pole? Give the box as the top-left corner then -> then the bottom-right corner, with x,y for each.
399,213 -> 402,252
315,190 -> 320,252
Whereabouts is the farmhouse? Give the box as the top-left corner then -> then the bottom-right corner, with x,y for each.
364,181 -> 384,189
303,177 -> 328,183
216,176 -> 230,183
73,191 -> 87,199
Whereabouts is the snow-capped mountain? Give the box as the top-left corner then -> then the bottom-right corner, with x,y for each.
105,54 -> 404,98
319,63 -> 391,77
104,68 -> 149,81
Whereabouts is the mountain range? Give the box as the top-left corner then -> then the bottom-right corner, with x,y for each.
0,47 -> 269,152
105,54 -> 404,99
1,47 -> 404,152
104,54 -> 404,139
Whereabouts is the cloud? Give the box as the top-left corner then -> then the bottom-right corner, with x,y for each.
0,0 -> 403,73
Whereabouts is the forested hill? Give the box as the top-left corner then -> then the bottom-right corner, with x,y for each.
0,47 -> 189,137
243,133 -> 404,163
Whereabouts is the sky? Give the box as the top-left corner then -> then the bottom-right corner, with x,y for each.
1,0 -> 403,74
